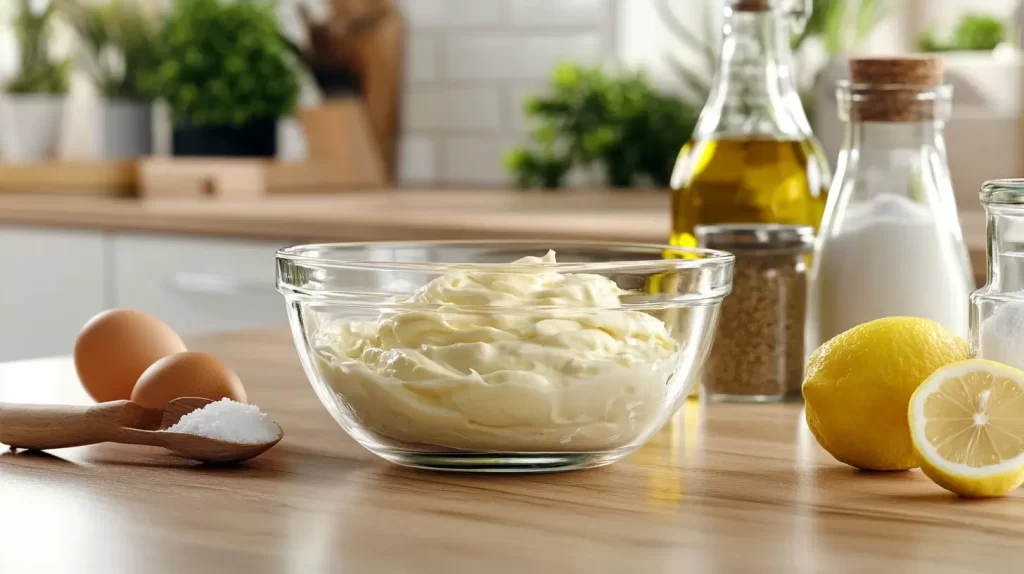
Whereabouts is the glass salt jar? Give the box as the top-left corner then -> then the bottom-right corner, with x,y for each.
807,56 -> 974,350
697,224 -> 814,402
971,179 -> 1024,371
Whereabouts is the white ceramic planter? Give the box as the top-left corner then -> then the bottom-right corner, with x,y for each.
99,98 -> 153,158
0,93 -> 66,163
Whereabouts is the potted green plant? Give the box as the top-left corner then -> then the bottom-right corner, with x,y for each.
505,63 -> 698,189
58,0 -> 160,159
0,0 -> 71,163
144,0 -> 300,157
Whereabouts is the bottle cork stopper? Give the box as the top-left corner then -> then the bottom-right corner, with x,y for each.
731,0 -> 771,11
847,56 -> 946,122
850,56 -> 944,87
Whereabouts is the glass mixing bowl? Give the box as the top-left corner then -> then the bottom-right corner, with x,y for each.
276,241 -> 734,472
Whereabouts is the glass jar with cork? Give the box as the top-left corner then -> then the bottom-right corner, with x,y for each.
698,224 -> 813,402
808,56 -> 974,350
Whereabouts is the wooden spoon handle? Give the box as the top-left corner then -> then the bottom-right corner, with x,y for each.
0,401 -> 134,450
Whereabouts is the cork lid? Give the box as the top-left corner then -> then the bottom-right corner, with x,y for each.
731,0 -> 771,11
850,56 -> 944,87
846,56 -> 947,122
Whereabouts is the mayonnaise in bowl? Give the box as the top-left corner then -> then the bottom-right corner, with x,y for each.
311,250 -> 682,452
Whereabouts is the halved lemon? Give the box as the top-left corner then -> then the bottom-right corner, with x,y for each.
909,359 -> 1024,497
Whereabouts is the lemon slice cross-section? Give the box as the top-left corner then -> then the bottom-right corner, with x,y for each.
909,359 -> 1024,497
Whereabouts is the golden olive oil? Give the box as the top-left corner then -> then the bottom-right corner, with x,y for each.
670,138 -> 830,247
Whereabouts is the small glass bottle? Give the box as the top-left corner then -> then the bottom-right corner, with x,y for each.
697,224 -> 813,402
670,0 -> 830,248
808,56 -> 974,349
971,180 -> 1024,371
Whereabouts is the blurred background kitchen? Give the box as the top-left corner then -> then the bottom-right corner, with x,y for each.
0,0 -> 1020,362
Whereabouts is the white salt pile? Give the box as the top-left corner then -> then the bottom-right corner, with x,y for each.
166,398 -> 280,445
980,300 -> 1024,371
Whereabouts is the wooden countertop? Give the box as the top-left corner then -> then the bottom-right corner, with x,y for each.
2,328 -> 1022,573
0,190 -> 675,243
0,191 -> 990,278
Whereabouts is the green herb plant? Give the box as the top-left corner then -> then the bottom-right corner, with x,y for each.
6,0 -> 71,94
505,63 -> 698,189
56,0 -> 159,100
143,0 -> 299,127
919,13 -> 1007,52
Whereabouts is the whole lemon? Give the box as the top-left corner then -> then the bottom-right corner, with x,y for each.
803,317 -> 968,471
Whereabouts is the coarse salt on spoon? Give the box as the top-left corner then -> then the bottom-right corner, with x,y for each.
0,397 -> 282,464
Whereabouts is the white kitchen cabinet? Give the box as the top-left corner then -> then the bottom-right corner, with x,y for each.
111,233 -> 289,336
0,226 -> 107,362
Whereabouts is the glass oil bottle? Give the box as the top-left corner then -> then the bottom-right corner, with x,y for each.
666,0 -> 826,398
670,0 -> 829,248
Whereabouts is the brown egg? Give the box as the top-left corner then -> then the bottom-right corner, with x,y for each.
130,352 -> 247,409
75,309 -> 187,402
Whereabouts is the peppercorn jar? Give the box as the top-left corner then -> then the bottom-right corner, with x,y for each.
971,179 -> 1024,370
697,224 -> 814,402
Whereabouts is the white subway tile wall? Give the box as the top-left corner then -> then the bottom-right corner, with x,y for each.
400,0 -> 506,28
444,34 -> 604,80
442,136 -> 523,183
395,0 -> 616,186
403,86 -> 504,131
509,0 -> 613,26
397,136 -> 439,184
405,34 -> 442,83
507,83 -> 548,133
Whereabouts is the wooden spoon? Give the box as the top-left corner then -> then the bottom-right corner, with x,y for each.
0,397 -> 283,464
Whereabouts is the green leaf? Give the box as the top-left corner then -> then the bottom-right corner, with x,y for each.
953,13 -> 1005,51
820,0 -> 848,56
857,0 -> 888,44
918,13 -> 1006,52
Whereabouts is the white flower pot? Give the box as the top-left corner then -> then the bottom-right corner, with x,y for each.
0,93 -> 66,163
99,98 -> 153,158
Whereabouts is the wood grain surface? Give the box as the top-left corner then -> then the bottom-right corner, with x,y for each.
1,328 -> 1021,573
0,190 -> 990,282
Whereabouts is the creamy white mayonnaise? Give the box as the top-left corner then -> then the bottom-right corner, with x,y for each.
312,250 -> 680,451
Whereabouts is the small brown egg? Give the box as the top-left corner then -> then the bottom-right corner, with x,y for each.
75,309 -> 187,402
130,352 -> 247,409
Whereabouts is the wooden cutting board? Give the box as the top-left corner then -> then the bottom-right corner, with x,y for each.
137,158 -> 386,199
0,161 -> 137,196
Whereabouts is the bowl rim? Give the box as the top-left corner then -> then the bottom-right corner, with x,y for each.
277,240 -> 735,310
276,239 -> 735,273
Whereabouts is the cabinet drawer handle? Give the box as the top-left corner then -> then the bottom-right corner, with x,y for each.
167,272 -> 267,296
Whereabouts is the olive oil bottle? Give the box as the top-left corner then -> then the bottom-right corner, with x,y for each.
670,0 -> 829,248
670,0 -> 828,398
672,139 -> 828,246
